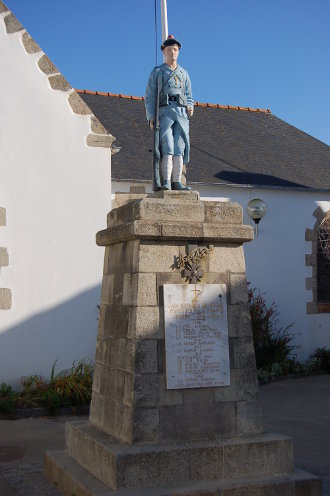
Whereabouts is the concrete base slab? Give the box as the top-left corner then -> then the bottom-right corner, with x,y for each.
45,450 -> 322,496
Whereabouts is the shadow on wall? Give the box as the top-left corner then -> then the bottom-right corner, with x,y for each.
214,171 -> 308,188
0,285 -> 101,386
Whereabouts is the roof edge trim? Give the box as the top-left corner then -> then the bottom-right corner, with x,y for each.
75,89 -> 271,114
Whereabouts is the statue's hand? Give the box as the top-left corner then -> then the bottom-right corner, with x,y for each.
187,106 -> 194,118
149,118 -> 154,130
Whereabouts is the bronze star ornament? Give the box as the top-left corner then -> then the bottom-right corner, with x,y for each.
171,244 -> 213,283
184,262 -> 204,284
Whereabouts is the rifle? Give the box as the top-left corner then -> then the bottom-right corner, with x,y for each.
152,76 -> 161,191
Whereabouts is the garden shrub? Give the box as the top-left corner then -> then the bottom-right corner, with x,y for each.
311,348 -> 330,372
257,356 -> 323,384
248,286 -> 296,368
0,358 -> 94,415
0,382 -> 19,414
248,287 -> 330,383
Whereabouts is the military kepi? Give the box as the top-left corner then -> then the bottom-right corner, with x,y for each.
161,34 -> 181,51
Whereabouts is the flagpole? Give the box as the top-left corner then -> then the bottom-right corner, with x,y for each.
160,0 -> 168,62
160,0 -> 168,42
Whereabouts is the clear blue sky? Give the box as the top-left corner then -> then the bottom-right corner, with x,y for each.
5,0 -> 330,145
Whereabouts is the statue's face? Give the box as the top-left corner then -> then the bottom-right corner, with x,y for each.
164,44 -> 179,65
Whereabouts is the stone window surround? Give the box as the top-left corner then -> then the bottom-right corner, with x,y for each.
305,206 -> 330,314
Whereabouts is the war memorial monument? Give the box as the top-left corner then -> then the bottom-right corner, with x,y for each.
45,30 -> 321,496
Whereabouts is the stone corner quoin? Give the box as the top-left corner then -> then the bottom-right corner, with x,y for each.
0,207 -> 6,226
0,288 -> 12,310
0,1 -> 9,14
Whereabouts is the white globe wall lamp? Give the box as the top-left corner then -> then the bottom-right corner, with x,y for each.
246,199 -> 267,237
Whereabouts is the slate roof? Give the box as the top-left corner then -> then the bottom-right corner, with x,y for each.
78,90 -> 330,190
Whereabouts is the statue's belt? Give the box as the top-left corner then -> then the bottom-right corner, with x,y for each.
159,94 -> 187,107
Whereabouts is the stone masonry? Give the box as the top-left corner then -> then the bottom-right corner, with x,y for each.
89,193 -> 261,444
0,207 -> 11,310
45,191 -> 321,495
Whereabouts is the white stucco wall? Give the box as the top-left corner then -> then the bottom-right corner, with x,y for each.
112,180 -> 330,360
0,20 -> 111,384
199,185 -> 330,361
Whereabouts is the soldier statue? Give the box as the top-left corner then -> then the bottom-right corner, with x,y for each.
145,35 -> 194,191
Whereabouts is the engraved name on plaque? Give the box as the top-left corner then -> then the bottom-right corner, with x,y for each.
163,284 -> 230,389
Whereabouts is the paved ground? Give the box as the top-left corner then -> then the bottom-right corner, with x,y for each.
260,374 -> 330,495
0,415 -> 69,495
0,374 -> 329,495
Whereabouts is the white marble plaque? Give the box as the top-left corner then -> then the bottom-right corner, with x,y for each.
163,284 -> 230,389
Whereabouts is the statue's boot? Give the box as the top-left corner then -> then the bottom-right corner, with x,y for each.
161,180 -> 171,190
171,182 -> 191,191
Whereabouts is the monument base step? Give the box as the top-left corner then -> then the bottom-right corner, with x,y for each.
45,450 -> 322,496
63,421 -> 297,489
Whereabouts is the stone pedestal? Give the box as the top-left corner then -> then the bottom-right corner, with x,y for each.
45,191 -> 321,495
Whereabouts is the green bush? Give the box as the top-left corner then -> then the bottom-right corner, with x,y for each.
248,286 -> 296,368
0,358 -> 94,415
257,356 -> 323,384
311,348 -> 330,372
19,374 -> 47,408
48,359 -> 94,411
41,389 -> 63,416
0,382 -> 19,414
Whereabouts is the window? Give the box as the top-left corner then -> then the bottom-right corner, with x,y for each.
305,207 -> 330,314
317,217 -> 330,303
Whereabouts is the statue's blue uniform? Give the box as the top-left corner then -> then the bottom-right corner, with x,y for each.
145,63 -> 193,164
